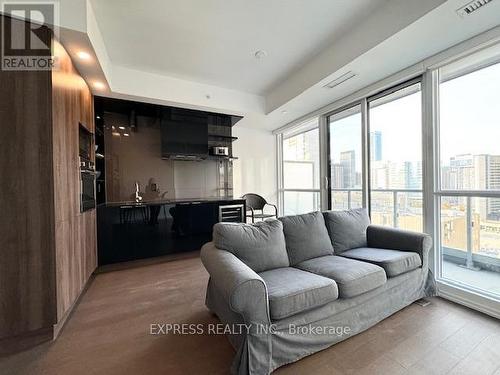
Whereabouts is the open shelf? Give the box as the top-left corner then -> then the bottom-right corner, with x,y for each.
208,134 -> 238,141
207,155 -> 238,161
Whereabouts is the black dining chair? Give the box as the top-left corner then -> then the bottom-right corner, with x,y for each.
242,193 -> 278,223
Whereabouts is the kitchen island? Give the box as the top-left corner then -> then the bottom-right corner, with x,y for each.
97,198 -> 245,265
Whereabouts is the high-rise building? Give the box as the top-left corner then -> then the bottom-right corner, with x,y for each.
441,166 -> 456,190
475,154 -> 500,218
340,150 -> 356,188
371,160 -> 388,189
488,155 -> 500,193
403,161 -> 422,189
370,131 -> 382,162
488,157 -> 500,219
330,163 -> 344,188
450,154 -> 475,189
445,153 -> 500,219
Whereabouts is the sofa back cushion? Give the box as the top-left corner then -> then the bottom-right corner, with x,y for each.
279,211 -> 334,265
213,220 -> 289,273
323,208 -> 370,253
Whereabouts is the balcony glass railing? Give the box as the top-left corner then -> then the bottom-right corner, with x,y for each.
440,195 -> 500,297
330,189 -> 500,296
283,190 -> 321,216
331,188 -> 423,232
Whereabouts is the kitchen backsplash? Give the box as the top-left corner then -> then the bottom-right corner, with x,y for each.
104,112 -> 219,202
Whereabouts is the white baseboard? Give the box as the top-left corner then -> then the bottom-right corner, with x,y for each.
437,281 -> 500,320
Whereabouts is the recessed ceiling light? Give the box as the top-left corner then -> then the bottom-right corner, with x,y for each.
93,81 -> 106,90
76,51 -> 91,60
96,115 -> 101,119
254,50 -> 267,59
118,126 -> 126,130
111,125 -> 115,130
123,133 -> 130,137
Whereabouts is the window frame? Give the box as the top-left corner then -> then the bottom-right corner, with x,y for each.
433,56 -> 500,303
325,101 -> 367,211
366,76 -> 424,231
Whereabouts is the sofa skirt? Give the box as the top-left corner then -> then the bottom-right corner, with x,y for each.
206,266 -> 436,375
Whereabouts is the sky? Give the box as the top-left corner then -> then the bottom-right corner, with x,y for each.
329,87 -> 422,172
329,60 -> 500,169
440,62 -> 500,162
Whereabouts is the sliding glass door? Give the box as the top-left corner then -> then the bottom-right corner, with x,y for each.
327,105 -> 363,210
437,56 -> 500,298
325,81 -> 423,223
368,80 -> 423,231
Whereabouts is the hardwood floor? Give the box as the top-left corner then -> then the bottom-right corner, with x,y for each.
0,256 -> 499,375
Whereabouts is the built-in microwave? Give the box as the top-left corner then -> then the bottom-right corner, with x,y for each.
79,123 -> 93,160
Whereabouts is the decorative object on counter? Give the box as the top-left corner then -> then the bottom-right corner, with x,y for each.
144,178 -> 162,200
143,178 -> 163,225
134,181 -> 143,202
242,193 -> 278,223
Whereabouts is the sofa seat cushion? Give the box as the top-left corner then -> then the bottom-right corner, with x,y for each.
279,211 -> 334,265
340,247 -> 422,277
295,255 -> 386,298
258,267 -> 338,320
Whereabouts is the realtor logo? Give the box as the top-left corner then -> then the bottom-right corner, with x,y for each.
1,1 -> 59,70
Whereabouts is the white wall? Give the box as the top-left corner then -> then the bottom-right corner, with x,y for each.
232,125 -> 277,205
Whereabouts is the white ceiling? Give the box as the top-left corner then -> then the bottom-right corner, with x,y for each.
53,0 -> 500,131
89,0 -> 388,95
265,0 -> 500,129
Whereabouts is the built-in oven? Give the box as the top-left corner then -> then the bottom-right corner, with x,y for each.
80,157 -> 97,212
79,123 -> 96,212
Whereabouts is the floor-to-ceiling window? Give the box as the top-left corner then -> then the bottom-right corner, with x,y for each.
368,80 -> 423,231
276,41 -> 500,310
437,54 -> 500,298
280,118 -> 320,215
327,105 -> 363,210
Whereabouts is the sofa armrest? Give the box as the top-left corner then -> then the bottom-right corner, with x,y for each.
366,225 -> 432,263
200,242 -> 271,325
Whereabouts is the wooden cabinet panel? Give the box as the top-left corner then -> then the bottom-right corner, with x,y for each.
0,15 -> 96,349
0,19 -> 56,340
52,40 -> 96,320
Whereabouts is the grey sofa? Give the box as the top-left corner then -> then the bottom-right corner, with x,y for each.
201,208 -> 436,374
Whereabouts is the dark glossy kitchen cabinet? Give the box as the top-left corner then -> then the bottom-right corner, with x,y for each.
97,199 -> 245,265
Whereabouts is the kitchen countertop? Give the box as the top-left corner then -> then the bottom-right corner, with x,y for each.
101,197 -> 245,208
